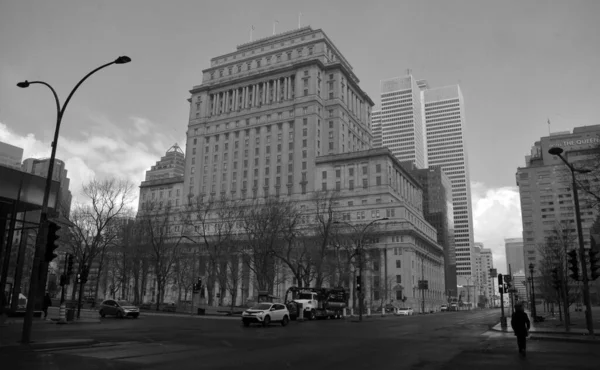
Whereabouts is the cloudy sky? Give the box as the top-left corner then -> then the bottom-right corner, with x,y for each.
1,0 -> 599,273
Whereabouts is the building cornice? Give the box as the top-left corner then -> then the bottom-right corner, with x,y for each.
140,176 -> 184,189
191,58 -> 373,107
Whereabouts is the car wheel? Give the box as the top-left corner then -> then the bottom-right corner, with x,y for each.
262,315 -> 271,327
99,310 -> 105,318
242,320 -> 250,327
281,315 -> 289,326
116,311 -> 124,319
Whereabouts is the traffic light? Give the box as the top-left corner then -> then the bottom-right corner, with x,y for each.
567,249 -> 579,281
589,249 -> 600,281
76,273 -> 82,284
66,254 -> 74,276
551,268 -> 560,290
498,274 -> 503,293
356,276 -> 362,292
45,221 -> 61,262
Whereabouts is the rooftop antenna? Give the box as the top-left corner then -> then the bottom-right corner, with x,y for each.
547,118 -> 551,135
250,25 -> 255,41
407,68 -> 412,76
273,19 -> 279,35
298,12 -> 302,29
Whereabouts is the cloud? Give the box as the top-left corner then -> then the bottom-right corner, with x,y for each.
471,181 -> 523,275
0,115 -> 179,210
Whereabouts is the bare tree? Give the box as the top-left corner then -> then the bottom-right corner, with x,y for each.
309,191 -> 341,287
220,241 -> 244,312
173,247 -> 198,304
183,195 -> 241,306
537,220 -> 581,328
240,197 -> 296,293
137,201 -> 184,310
63,178 -> 134,302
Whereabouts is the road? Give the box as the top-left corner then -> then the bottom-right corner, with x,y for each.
1,308 -> 598,369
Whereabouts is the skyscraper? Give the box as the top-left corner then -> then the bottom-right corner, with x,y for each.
406,164 -> 456,295
374,75 -> 474,285
504,238 -> 525,275
138,143 -> 185,211
516,125 -> 600,273
185,27 -> 373,201
377,76 -> 426,169
21,157 -> 72,218
0,141 -> 23,169
423,84 -> 474,283
371,109 -> 382,148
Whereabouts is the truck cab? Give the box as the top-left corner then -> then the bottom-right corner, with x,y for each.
293,291 -> 318,319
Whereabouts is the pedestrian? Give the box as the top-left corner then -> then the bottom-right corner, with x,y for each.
510,303 -> 531,356
43,293 -> 52,319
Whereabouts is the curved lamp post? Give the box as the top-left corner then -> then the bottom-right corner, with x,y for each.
528,262 -> 537,319
17,56 -> 131,344
548,146 -> 594,336
334,217 -> 388,321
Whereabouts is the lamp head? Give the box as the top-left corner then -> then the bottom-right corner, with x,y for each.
114,56 -> 132,64
575,168 -> 592,174
17,81 -> 30,88
548,147 -> 564,156
381,217 -> 390,221
529,262 -> 534,270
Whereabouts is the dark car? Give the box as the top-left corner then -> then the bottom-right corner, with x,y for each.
99,300 -> 140,318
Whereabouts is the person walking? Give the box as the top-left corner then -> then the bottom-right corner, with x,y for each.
43,293 -> 52,320
511,303 -> 531,356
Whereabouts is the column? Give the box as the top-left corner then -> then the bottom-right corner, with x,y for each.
210,94 -> 215,115
276,79 -> 281,102
225,91 -> 230,112
244,86 -> 248,108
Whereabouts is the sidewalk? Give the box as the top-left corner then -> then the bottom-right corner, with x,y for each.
490,309 -> 599,344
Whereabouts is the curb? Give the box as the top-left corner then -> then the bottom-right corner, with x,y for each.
530,334 -> 600,344
140,311 -> 239,320
0,338 -> 97,351
491,322 -> 590,336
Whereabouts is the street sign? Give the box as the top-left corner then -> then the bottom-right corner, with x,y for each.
418,280 -> 429,290
489,268 -> 497,278
503,275 -> 512,283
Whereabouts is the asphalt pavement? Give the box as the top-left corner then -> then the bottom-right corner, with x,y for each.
1,308 -> 599,369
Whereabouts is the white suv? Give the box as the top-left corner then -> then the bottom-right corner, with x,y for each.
242,303 -> 290,327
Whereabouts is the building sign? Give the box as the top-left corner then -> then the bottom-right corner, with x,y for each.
549,136 -> 600,148
418,280 -> 428,290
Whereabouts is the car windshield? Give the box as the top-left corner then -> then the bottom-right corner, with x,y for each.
251,303 -> 272,310
298,293 -> 313,300
117,301 -> 133,306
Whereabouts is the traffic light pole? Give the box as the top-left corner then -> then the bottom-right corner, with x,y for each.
498,274 -> 507,328
571,168 -> 594,336
59,255 -> 68,305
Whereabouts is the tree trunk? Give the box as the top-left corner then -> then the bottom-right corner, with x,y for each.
155,273 -> 161,311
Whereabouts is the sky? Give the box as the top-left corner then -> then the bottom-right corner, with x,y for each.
1,0 -> 599,274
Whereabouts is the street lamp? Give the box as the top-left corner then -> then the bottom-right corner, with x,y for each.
529,262 -> 537,319
548,146 -> 594,336
17,56 -> 131,344
334,217 -> 388,321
